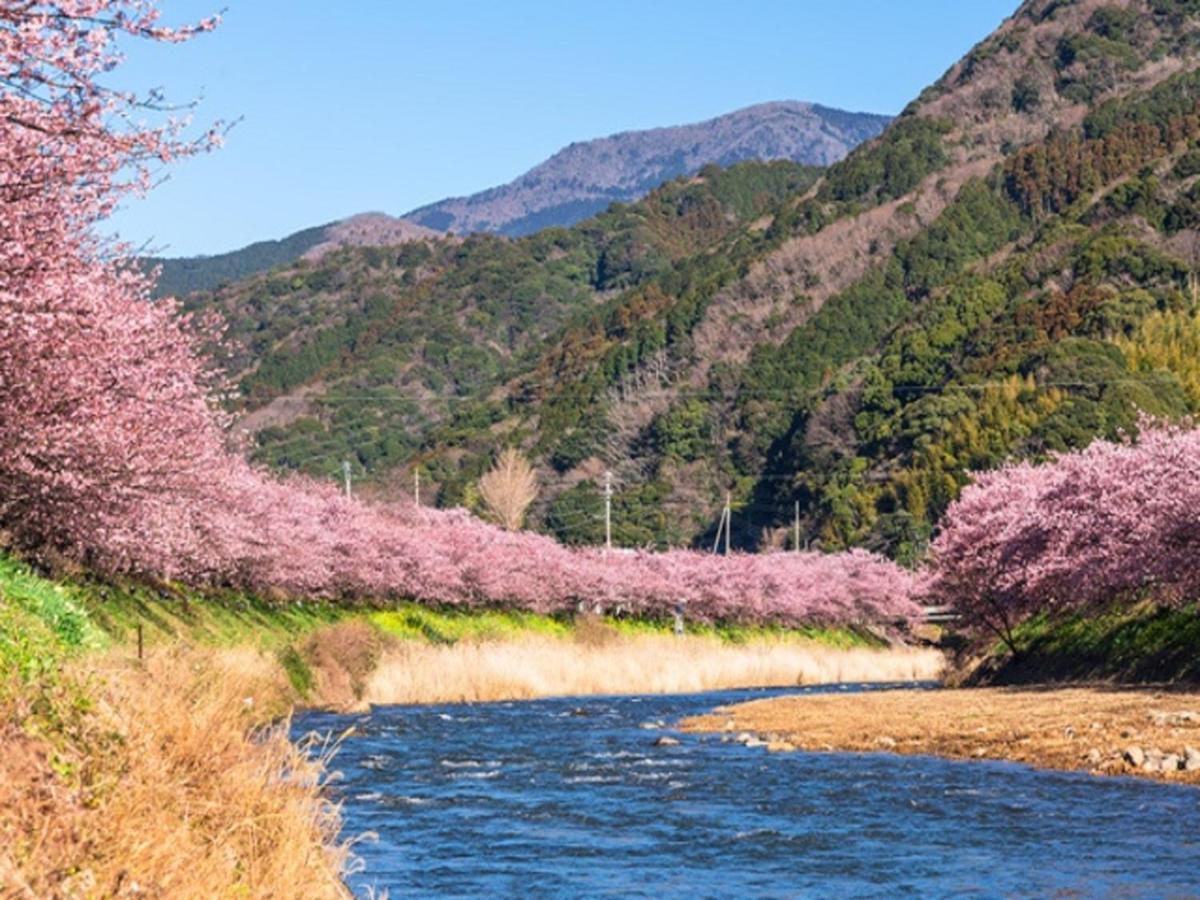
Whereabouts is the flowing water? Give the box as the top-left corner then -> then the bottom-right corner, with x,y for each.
294,684 -> 1200,897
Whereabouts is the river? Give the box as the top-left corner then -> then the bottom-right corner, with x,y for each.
294,684 -> 1200,897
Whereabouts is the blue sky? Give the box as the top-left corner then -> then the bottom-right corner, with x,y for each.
110,0 -> 1016,256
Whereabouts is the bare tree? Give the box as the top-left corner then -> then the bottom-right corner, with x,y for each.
479,448 -> 539,530
600,349 -> 679,481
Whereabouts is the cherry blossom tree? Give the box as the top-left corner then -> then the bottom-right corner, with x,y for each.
927,420 -> 1200,650
0,1 -> 921,630
0,1 -> 226,572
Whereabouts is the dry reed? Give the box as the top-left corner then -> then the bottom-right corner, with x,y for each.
361,634 -> 944,705
0,622 -> 942,895
1,647 -> 348,898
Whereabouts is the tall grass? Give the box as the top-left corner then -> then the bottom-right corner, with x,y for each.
1,645 -> 348,897
360,631 -> 944,705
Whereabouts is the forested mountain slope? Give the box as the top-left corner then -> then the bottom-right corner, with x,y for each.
188,161 -> 822,482
194,0 -> 1200,558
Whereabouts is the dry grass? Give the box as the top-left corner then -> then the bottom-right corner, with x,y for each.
303,619 -> 386,708
1,647 -> 348,898
361,633 -> 943,705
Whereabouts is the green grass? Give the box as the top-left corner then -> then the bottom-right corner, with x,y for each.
0,556 -> 99,692
277,644 -> 316,697
0,554 -> 354,656
0,591 -> 69,688
976,602 -> 1200,684
0,554 -> 357,713
369,604 -> 571,644
81,582 -> 350,650
0,557 -> 108,749
604,616 -> 882,647
368,601 -> 881,648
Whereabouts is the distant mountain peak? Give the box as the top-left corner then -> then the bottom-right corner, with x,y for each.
301,213 -> 441,261
404,101 -> 891,237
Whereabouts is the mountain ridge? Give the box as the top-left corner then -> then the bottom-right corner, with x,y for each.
405,101 -> 892,236
146,100 -> 890,297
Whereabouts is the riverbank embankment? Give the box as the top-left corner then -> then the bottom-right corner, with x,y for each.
682,686 -> 1200,784
8,554 -> 941,708
0,553 -> 940,894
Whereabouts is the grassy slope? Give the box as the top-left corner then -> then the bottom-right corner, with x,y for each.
963,604 -> 1200,685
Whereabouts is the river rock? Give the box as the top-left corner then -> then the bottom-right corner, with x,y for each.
1086,748 -> 1103,766
1162,753 -> 1182,772
654,736 -> 680,747
1150,710 -> 1200,727
766,740 -> 797,753
876,736 -> 897,749
1124,746 -> 1145,767
1185,747 -> 1200,771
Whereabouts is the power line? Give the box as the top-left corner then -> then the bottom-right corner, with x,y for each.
235,373 -> 1186,429
248,423 -> 390,456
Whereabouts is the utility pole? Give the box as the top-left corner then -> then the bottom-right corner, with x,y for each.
794,501 -> 801,554
604,470 -> 613,552
712,492 -> 732,554
724,490 -> 731,556
342,459 -> 352,499
711,500 -> 724,554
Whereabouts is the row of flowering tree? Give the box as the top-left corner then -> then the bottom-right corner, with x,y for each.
15,2 -> 1200,639
926,420 -> 1200,650
0,1 -> 920,628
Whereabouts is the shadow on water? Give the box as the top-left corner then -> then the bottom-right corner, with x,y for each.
294,683 -> 1200,898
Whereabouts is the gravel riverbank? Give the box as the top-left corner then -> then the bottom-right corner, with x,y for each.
681,686 -> 1200,784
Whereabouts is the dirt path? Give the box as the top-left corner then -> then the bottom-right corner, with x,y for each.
681,686 -> 1200,785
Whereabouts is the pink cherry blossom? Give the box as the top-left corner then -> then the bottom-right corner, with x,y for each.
927,418 -> 1200,645
0,2 -> 919,629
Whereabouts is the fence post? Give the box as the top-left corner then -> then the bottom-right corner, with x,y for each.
137,623 -> 144,661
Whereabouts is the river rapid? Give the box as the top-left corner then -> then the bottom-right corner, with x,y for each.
294,684 -> 1200,897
